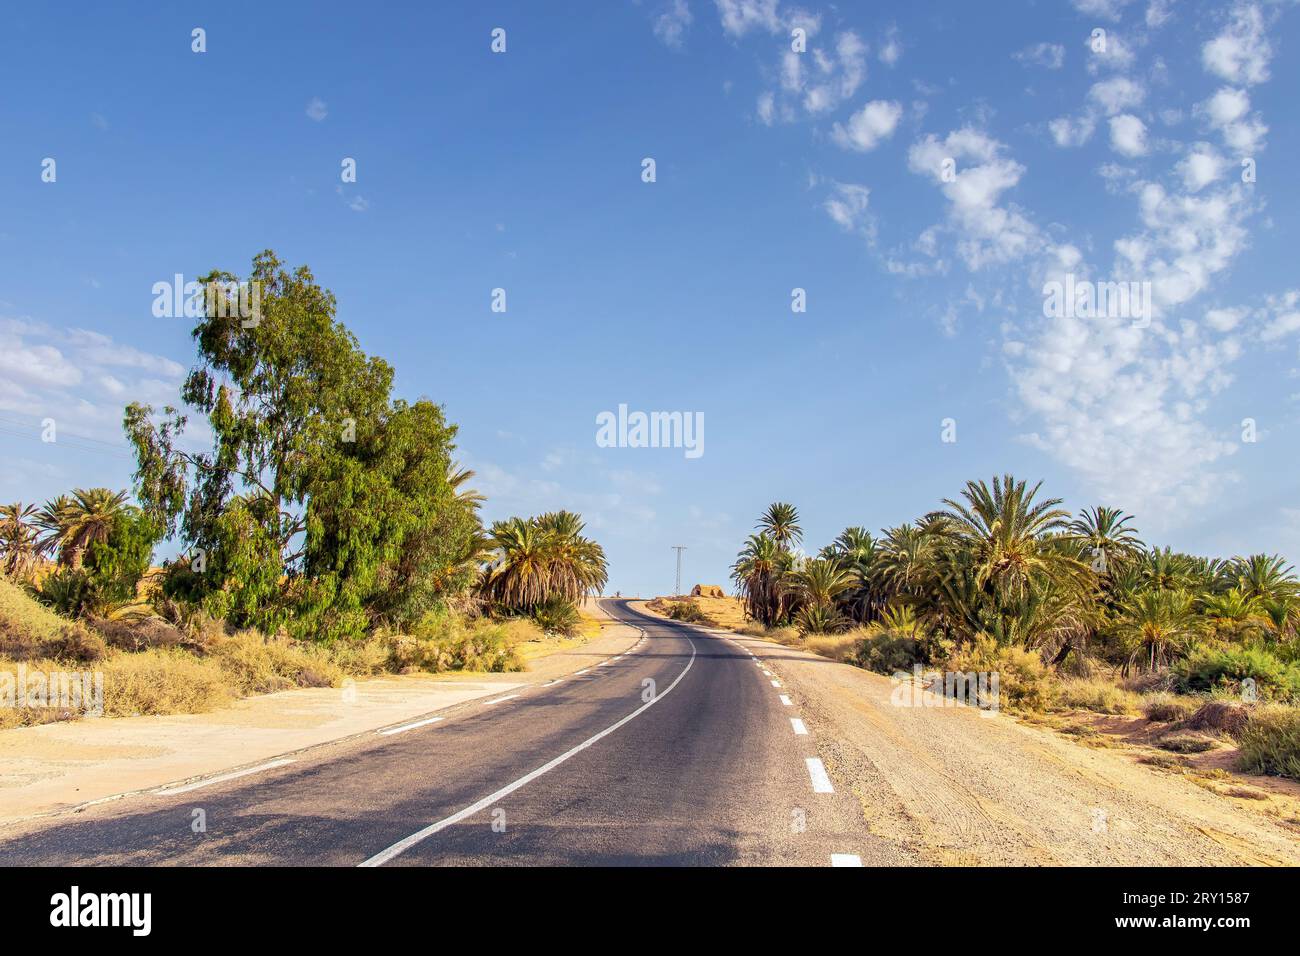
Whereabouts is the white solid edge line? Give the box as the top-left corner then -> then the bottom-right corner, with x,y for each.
779,694 -> 792,706
360,632 -> 695,867
805,757 -> 834,793
830,853 -> 862,867
483,694 -> 520,705
574,668 -> 590,675
379,716 -> 445,736
155,759 -> 296,796
790,718 -> 809,736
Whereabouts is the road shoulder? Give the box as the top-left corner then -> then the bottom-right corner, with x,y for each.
0,618 -> 641,827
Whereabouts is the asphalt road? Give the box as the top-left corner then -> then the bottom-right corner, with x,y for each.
0,601 -> 891,866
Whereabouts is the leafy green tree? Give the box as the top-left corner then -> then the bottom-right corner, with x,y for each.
125,251 -> 481,640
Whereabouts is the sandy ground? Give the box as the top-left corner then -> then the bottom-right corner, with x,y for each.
722,628 -> 1300,865
0,615 -> 640,826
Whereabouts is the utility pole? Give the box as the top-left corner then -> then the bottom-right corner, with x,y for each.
671,546 -> 687,597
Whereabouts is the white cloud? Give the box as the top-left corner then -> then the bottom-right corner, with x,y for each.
1109,114 -> 1148,156
1176,145 -> 1226,192
1072,0 -> 1136,21
822,181 -> 872,236
1145,0 -> 1177,28
1260,311 -> 1300,342
715,0 -> 781,37
653,0 -> 693,48
797,29 -> 867,116
907,129 -> 1042,271
1013,42 -> 1065,70
830,99 -> 902,152
878,25 -> 902,66
1085,30 -> 1136,74
1049,114 -> 1097,147
1202,2 -> 1272,86
0,317 -> 189,447
305,97 -> 328,122
1089,76 -> 1145,115
1198,86 -> 1268,153
1205,306 -> 1248,332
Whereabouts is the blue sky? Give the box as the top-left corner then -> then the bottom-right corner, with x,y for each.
1,0 -> 1299,596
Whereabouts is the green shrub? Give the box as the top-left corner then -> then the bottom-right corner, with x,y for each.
1173,645 -> 1300,702
1236,706 -> 1300,780
854,629 -> 930,675
385,610 -> 524,673
664,601 -> 708,624
532,596 -> 581,635
794,604 -> 846,635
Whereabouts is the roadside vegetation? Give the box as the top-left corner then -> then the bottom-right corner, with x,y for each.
0,252 -> 608,727
731,479 -> 1300,780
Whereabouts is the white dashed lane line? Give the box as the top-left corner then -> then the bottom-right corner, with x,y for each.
779,694 -> 792,706
155,759 -> 296,796
831,854 -> 862,867
790,718 -> 808,736
805,757 -> 834,794
483,694 -> 520,706
378,716 -> 444,736
770,679 -> 781,688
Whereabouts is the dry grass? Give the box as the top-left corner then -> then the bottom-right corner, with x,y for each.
0,577 -> 106,662
1053,678 -> 1143,715
1236,705 -> 1300,780
2,578 -> 591,728
1142,692 -> 1198,723
100,650 -> 231,716
800,632 -> 860,663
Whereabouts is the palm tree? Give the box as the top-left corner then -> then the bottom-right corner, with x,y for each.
1199,587 -> 1269,642
1068,506 -> 1144,574
482,517 -> 554,610
0,502 -> 45,579
480,512 -> 607,612
39,488 -> 129,569
446,462 -> 485,511
534,510 -> 608,601
784,558 -> 854,613
1114,589 -> 1202,673
731,532 -> 786,626
823,527 -> 881,623
1228,554 -> 1299,604
936,474 -> 1089,602
757,502 -> 802,551
873,523 -> 940,606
